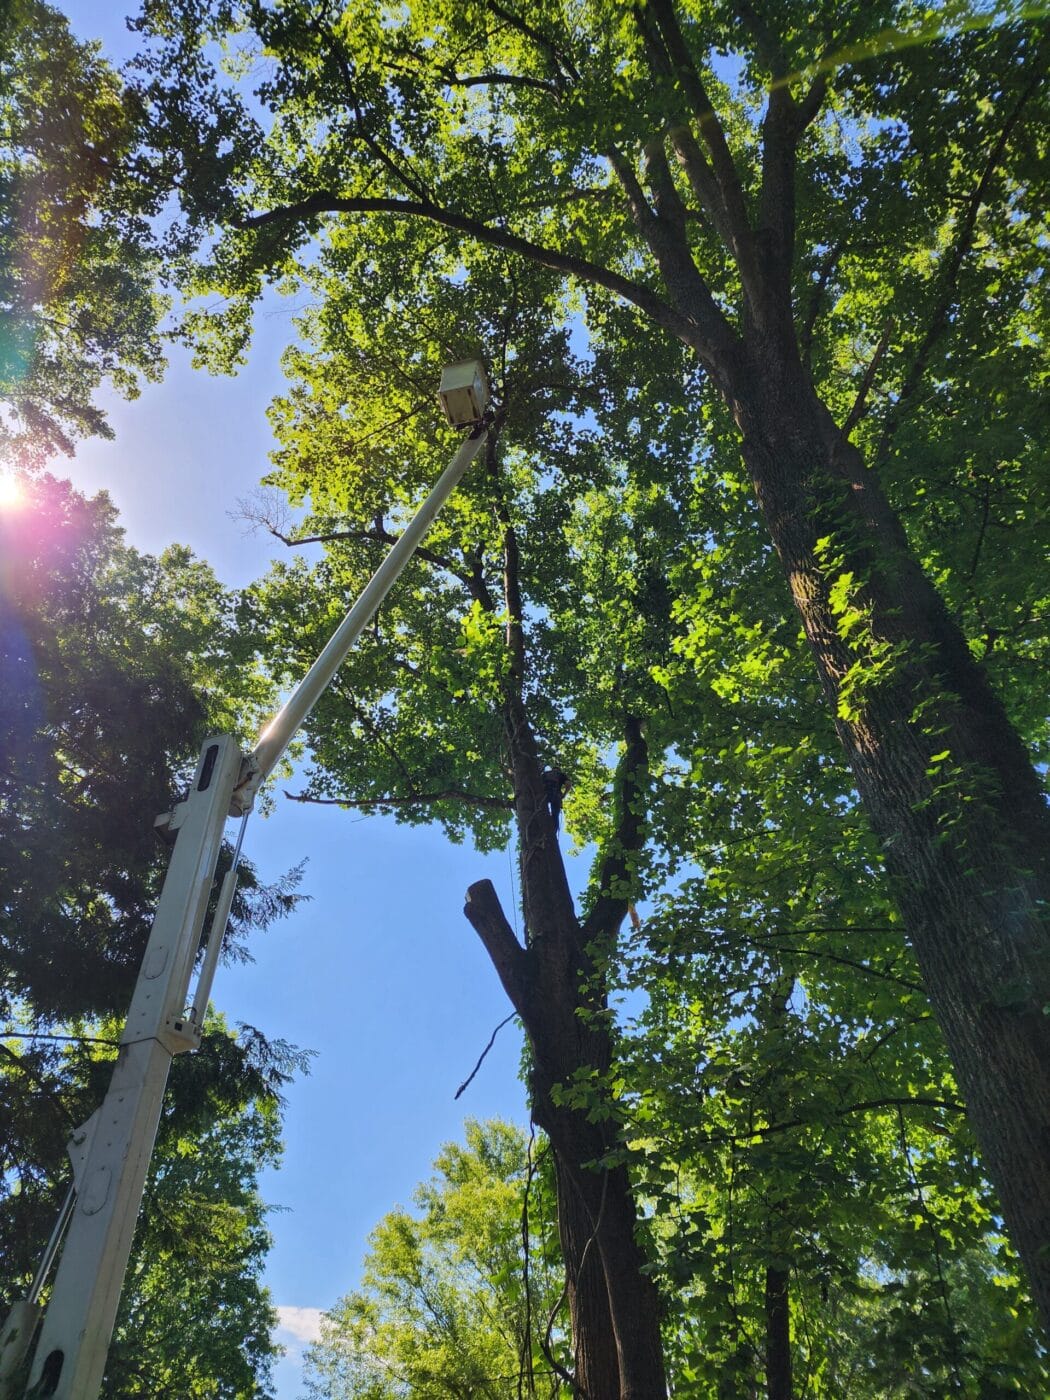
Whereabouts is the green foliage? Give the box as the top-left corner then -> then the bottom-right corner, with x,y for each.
35,0 -> 1050,1386
0,1 -> 167,463
106,1017 -> 286,1399
302,1119 -> 569,1399
0,474 -> 305,1395
0,473 -> 284,1019
0,1010 -> 292,1399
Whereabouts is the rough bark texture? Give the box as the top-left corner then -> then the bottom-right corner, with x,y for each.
723,345 -> 1050,1329
223,0 -> 1050,1348
465,857 -> 668,1400
618,7 -> 1050,1327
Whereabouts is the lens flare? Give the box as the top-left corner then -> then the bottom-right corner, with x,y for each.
0,471 -> 23,509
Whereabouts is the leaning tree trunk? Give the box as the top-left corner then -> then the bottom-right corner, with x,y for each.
723,339 -> 1050,1329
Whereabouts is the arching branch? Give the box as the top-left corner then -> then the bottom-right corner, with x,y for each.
231,192 -> 718,360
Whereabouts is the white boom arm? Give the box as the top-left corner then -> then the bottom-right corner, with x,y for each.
7,406 -> 490,1400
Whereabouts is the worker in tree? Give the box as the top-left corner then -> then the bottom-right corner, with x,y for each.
542,767 -> 570,829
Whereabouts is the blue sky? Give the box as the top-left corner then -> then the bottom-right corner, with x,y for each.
55,5 -> 558,1394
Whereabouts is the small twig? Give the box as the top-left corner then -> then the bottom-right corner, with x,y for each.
454,1011 -> 518,1099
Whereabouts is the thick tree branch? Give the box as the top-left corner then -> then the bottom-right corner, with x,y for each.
442,70 -> 558,95
632,6 -> 749,269
644,0 -> 755,257
730,0 -> 789,76
640,134 -> 688,232
231,191 -> 717,357
484,423 -> 580,942
752,19 -> 828,335
463,878 -> 532,1007
607,142 -> 742,371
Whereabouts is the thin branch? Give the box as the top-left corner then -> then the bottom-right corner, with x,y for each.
486,0 -> 581,84
746,940 -> 924,993
262,520 -> 464,578
454,1011 -> 518,1099
859,1015 -> 933,1063
799,237 -> 845,366
318,18 -> 432,204
842,318 -> 894,437
0,1030 -> 120,1047
966,483 -> 992,582
693,1096 -> 964,1148
0,1043 -> 75,1127
896,1106 -> 965,1387
284,787 -> 513,811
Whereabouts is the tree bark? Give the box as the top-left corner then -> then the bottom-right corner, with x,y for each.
465,865 -> 668,1399
764,1265 -> 791,1400
463,493 -> 667,1398
723,341 -> 1050,1330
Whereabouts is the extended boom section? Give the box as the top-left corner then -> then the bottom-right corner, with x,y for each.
4,366 -> 491,1400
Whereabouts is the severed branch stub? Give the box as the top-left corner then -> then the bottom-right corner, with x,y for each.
463,879 -> 531,1010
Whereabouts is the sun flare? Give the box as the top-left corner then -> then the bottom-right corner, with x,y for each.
0,472 -> 23,509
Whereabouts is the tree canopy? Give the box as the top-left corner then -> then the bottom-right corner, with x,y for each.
303,1119 -> 570,1399
2,0 -> 1048,1393
0,1 -> 166,464
0,474 -> 306,1396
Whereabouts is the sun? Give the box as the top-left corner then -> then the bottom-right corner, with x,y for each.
0,471 -> 24,510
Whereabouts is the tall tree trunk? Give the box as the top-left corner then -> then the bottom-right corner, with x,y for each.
758,975 -> 794,1400
465,864 -> 668,1399
764,1265 -> 791,1400
723,341 -> 1050,1328
464,488 -> 667,1398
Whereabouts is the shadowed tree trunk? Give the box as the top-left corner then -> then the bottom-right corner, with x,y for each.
463,447 -> 667,1398
725,351 -> 1050,1328
619,6 -> 1050,1324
